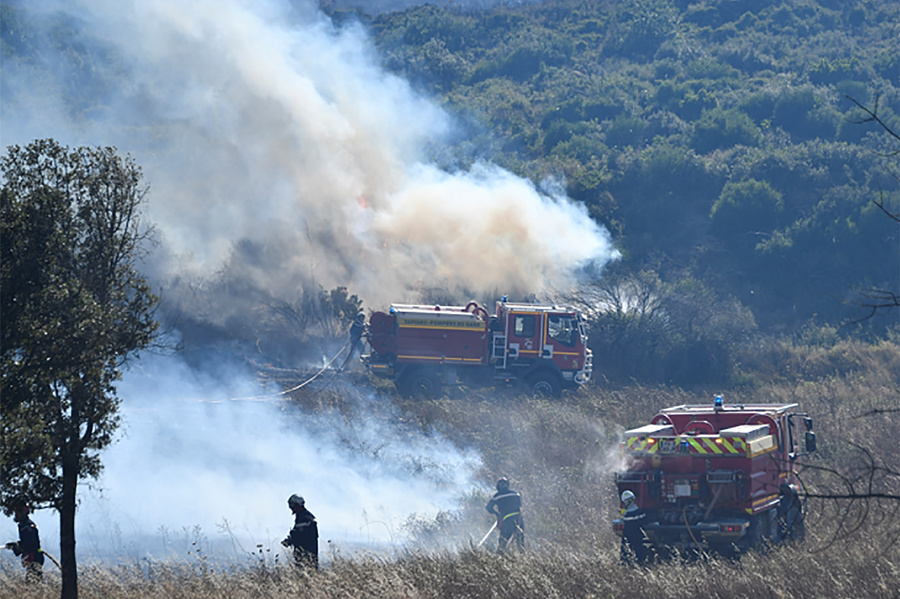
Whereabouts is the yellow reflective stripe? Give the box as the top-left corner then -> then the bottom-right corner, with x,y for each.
627,436 -> 754,455
503,512 -> 520,521
686,437 -> 745,455
397,355 -> 482,363
688,438 -> 707,453
397,324 -> 484,331
747,444 -> 777,458
751,494 -> 779,507
719,437 -> 742,454
626,438 -> 659,453
706,439 -> 724,454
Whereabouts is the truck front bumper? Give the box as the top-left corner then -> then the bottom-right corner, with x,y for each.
613,518 -> 750,546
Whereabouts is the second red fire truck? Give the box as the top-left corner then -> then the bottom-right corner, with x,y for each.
613,397 -> 817,557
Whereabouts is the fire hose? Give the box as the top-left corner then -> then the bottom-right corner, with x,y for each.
41,550 -> 61,569
682,505 -> 708,558
4,545 -> 60,570
220,343 -> 350,402
281,342 -> 349,392
477,521 -> 497,548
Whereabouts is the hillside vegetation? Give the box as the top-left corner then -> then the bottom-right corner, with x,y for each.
4,0 -> 897,388
356,0 -> 900,341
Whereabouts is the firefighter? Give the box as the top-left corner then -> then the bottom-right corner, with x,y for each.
777,483 -> 805,541
485,477 -> 525,553
4,504 -> 44,583
620,490 -> 650,565
341,311 -> 367,370
281,494 -> 319,569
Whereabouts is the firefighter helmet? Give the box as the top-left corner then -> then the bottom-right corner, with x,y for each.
356,311 -> 366,323
496,477 -> 509,492
288,494 -> 305,508
621,490 -> 635,505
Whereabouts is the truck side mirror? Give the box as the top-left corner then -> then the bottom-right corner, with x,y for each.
803,417 -> 813,431
805,431 -> 817,453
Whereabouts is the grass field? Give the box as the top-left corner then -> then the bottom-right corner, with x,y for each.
3,338 -> 898,598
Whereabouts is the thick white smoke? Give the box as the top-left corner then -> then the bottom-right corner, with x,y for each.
1,0 -> 618,306
1,352 -> 481,564
1,0 -> 618,564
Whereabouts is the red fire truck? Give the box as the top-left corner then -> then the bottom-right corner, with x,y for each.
362,299 -> 592,397
613,397 -> 817,556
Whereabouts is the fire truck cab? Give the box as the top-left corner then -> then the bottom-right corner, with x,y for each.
491,302 -> 592,394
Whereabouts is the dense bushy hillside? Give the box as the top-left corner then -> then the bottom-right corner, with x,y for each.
360,0 -> 900,341
2,0 -> 897,389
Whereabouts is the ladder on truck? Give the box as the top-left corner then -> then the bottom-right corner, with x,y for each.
492,334 -> 507,369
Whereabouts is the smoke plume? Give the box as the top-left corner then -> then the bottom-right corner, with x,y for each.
2,0 -> 618,309
1,0 -> 618,563
0,352 -> 481,564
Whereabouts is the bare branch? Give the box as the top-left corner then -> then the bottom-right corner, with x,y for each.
846,93 -> 900,145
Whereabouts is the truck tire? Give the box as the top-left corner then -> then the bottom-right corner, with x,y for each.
740,512 -> 770,553
525,372 -> 562,397
396,368 -> 442,399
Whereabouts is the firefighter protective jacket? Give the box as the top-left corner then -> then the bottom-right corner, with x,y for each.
284,508 -> 318,564
621,503 -> 649,564
486,489 -> 522,521
7,516 -> 44,566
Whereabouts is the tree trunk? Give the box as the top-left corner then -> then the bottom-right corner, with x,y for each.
59,450 -> 79,599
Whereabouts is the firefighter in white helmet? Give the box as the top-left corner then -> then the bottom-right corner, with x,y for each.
485,477 -> 525,553
282,494 -> 319,569
620,490 -> 649,565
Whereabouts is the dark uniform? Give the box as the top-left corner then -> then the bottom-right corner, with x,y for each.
620,492 -> 649,565
282,494 -> 319,569
485,478 -> 525,553
5,506 -> 44,582
341,312 -> 366,370
777,483 -> 804,541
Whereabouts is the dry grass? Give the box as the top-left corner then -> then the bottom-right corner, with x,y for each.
4,536 -> 898,599
3,340 -> 898,598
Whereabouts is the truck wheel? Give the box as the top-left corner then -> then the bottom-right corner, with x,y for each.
396,369 -> 442,399
740,513 -> 769,553
525,372 -> 561,397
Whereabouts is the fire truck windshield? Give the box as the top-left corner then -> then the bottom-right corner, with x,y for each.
548,314 -> 577,346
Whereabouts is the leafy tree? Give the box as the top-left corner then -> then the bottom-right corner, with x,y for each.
1,139 -> 159,598
844,94 -> 900,320
690,106 -> 761,153
584,268 -> 755,385
258,285 -> 364,367
607,0 -> 680,60
710,178 -> 784,250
